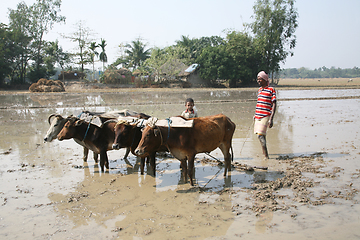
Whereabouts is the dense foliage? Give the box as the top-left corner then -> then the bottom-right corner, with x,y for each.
281,67 -> 360,79
6,0 -> 357,88
8,0 -> 65,84
197,32 -> 263,87
111,0 -> 299,87
249,0 -> 298,82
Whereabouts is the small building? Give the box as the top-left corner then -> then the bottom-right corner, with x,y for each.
158,59 -> 187,82
178,64 -> 210,88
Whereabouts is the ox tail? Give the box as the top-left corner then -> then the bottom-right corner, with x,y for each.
231,146 -> 234,162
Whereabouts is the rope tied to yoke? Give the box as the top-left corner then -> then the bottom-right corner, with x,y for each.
82,117 -> 93,142
146,117 -> 172,146
137,119 -> 145,128
146,117 -> 158,128
165,117 -> 172,141
239,121 -> 254,155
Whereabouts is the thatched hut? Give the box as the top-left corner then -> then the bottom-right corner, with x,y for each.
158,59 -> 187,82
102,68 -> 133,84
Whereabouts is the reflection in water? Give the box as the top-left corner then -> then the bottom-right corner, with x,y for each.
2,91 -> 357,188
47,155 -> 237,239
73,154 -> 286,194
1,89 -> 259,109
278,88 -> 360,99
3,88 -> 359,110
1,89 -> 360,239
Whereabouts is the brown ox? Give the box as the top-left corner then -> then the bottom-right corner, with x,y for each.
44,110 -> 149,162
57,116 -> 117,171
135,114 -> 236,186
112,120 -> 167,175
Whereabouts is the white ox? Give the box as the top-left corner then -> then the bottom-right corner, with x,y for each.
44,114 -> 101,162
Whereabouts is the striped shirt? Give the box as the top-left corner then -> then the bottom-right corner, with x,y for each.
255,86 -> 276,119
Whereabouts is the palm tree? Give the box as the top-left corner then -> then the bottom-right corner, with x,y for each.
124,38 -> 151,70
89,41 -> 99,80
175,35 -> 196,63
99,38 -> 107,71
43,40 -> 70,81
176,35 -> 193,48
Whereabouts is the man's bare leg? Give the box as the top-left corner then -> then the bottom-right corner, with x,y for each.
258,134 -> 269,159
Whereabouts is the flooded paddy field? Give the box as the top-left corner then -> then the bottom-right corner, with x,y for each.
0,88 -> 360,239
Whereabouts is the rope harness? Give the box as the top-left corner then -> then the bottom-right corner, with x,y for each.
77,111 -> 93,142
202,168 -> 223,189
82,118 -> 92,142
165,118 -> 172,141
156,118 -> 171,146
239,121 -> 253,155
205,152 -> 222,163
131,119 -> 145,147
157,125 -> 164,146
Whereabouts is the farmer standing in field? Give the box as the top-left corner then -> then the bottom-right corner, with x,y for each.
254,71 -> 277,159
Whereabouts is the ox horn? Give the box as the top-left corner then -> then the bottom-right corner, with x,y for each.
103,119 -> 118,126
66,115 -> 75,121
75,119 -> 84,126
116,119 -> 130,125
111,119 -> 129,129
48,114 -> 63,125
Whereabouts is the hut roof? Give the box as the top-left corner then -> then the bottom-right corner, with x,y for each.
178,63 -> 199,77
117,68 -> 132,75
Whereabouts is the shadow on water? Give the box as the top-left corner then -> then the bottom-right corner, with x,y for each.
189,165 -> 284,193
80,155 -> 285,193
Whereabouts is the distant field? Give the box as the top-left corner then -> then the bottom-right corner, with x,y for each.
277,77 -> 360,88
1,77 -> 359,95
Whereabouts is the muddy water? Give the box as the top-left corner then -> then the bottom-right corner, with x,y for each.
0,88 -> 360,239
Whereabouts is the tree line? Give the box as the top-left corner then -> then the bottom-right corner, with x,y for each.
281,66 -> 360,79
1,0 -> 298,87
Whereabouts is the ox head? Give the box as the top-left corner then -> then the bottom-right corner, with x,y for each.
112,120 -> 132,150
57,117 -> 82,141
44,114 -> 67,142
134,125 -> 162,157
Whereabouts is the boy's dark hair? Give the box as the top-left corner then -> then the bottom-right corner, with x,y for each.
185,98 -> 194,104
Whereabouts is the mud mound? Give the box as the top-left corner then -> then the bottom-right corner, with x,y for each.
29,78 -> 65,92
238,153 -> 358,216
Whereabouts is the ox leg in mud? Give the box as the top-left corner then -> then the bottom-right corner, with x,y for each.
135,114 -> 236,186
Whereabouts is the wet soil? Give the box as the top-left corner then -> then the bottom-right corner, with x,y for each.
0,88 -> 360,239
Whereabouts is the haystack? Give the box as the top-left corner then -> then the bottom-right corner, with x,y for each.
29,78 -> 65,92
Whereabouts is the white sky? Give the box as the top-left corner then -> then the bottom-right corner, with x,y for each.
1,0 -> 359,71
